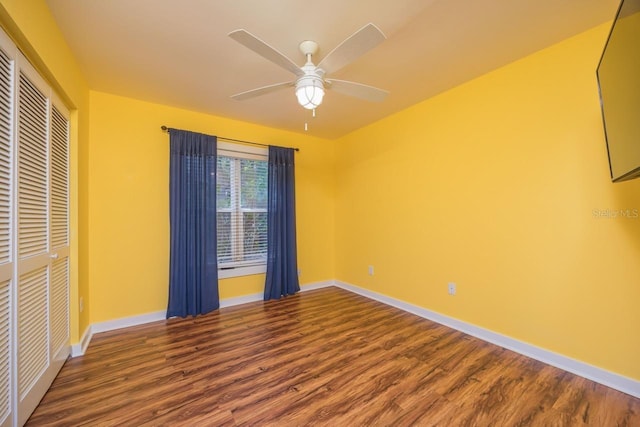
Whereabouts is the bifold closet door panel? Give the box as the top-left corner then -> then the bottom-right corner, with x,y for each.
0,26 -> 71,427
16,66 -> 51,426
49,104 -> 70,363
0,38 -> 14,427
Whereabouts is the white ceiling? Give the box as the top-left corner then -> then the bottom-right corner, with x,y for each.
45,0 -> 619,139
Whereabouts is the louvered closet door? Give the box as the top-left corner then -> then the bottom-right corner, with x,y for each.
48,102 -> 69,366
16,57 -> 70,426
0,35 -> 14,427
16,65 -> 50,427
0,28 -> 71,426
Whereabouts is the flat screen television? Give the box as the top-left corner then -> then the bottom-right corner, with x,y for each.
596,0 -> 640,182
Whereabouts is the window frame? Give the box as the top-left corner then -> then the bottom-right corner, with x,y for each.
217,141 -> 268,279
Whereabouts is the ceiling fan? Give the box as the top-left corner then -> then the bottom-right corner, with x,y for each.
228,23 -> 389,111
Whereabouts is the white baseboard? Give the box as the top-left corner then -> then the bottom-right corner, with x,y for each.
67,278 -> 638,399
92,310 -> 167,335
300,280 -> 334,292
219,292 -> 262,308
218,279 -> 333,307
333,280 -> 640,399
70,280 -> 335,356
70,325 -> 92,357
71,311 -> 166,357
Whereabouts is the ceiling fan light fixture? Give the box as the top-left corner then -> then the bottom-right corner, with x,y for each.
295,76 -> 324,110
229,24 -> 388,112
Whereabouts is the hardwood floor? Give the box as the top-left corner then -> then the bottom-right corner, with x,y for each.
27,287 -> 639,426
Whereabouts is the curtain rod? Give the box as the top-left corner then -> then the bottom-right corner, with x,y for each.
160,126 -> 299,152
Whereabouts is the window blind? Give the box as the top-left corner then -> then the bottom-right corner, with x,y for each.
216,152 -> 268,268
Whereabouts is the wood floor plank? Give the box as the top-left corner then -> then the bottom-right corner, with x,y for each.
26,287 -> 640,426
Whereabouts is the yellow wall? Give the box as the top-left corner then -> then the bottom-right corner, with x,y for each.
334,23 -> 640,380
0,0 -> 90,343
88,91 -> 335,323
2,0 -> 638,384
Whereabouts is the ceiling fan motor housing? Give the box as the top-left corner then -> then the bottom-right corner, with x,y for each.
299,40 -> 319,57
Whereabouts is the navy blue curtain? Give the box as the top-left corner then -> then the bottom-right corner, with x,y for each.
264,146 -> 300,300
167,129 -> 219,318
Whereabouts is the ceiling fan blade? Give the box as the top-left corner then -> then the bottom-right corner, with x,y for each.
317,23 -> 386,74
231,81 -> 294,101
229,29 -> 304,77
325,79 -> 388,102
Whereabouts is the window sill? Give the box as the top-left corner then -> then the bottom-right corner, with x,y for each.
218,264 -> 266,279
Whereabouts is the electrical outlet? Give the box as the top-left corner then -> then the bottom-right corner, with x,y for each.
448,283 -> 456,296
297,269 -> 301,277
368,265 -> 374,276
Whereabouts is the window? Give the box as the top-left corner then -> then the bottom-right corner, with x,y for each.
216,142 -> 268,278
